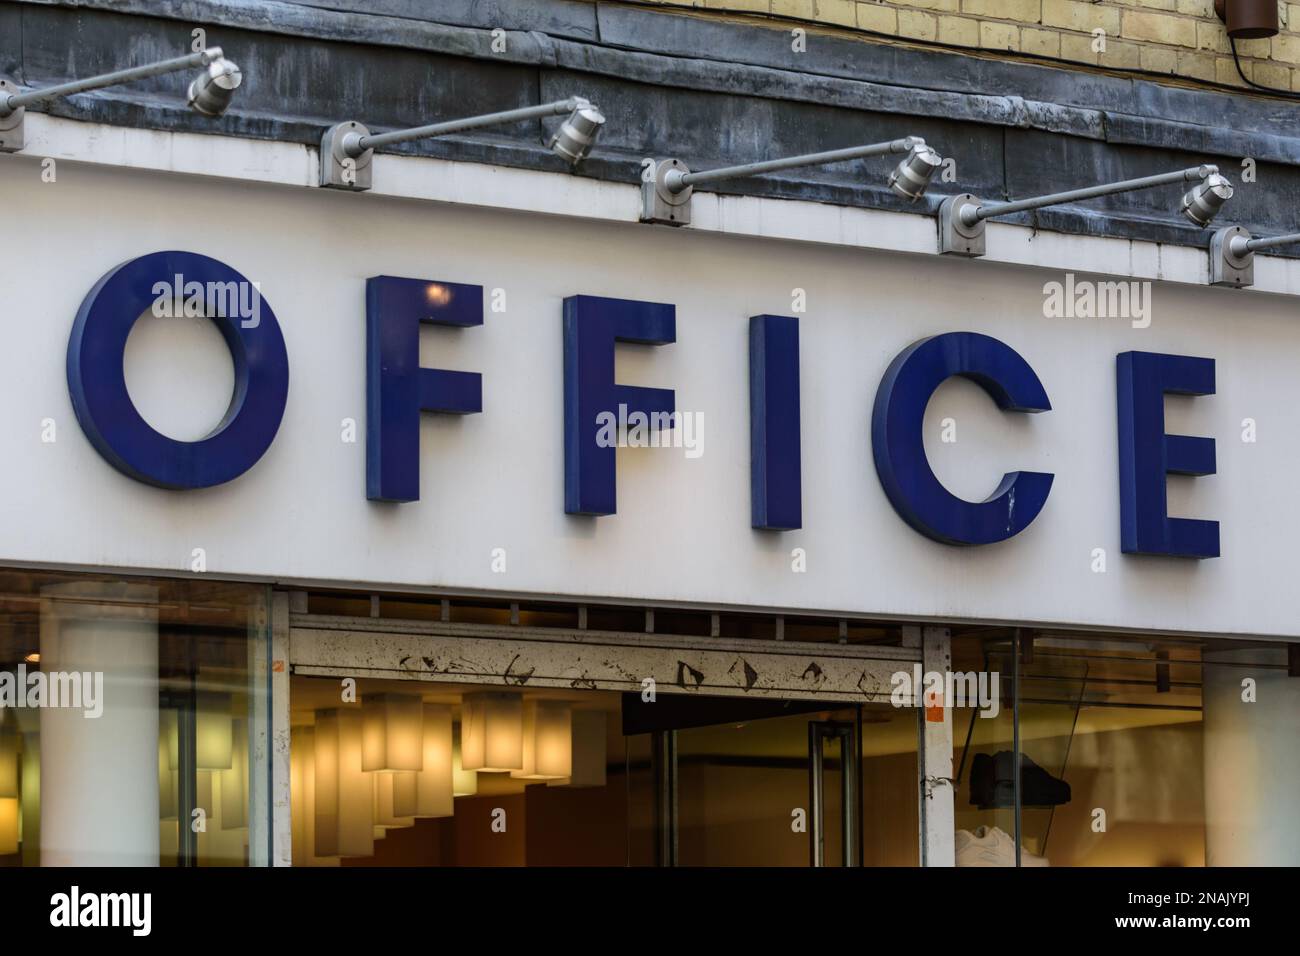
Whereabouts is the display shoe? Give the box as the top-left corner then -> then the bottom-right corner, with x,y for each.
968,750 -> 1071,809
955,825 -> 1050,867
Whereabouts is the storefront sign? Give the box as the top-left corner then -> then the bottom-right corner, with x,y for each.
66,251 -> 1219,560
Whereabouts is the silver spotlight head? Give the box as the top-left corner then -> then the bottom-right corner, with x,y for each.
1180,173 -> 1233,228
888,142 -> 942,201
187,56 -> 242,117
549,99 -> 605,165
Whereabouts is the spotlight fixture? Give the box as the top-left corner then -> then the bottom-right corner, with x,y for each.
549,100 -> 606,165
938,165 -> 1232,258
889,142 -> 944,202
1181,173 -> 1234,228
319,96 -> 605,191
186,56 -> 243,118
640,136 -> 942,227
1209,225 -> 1300,288
0,47 -> 239,153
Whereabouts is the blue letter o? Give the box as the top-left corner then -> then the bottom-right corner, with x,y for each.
67,250 -> 289,489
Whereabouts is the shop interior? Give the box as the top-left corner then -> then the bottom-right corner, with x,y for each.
949,629 -> 1290,867
289,675 -> 919,866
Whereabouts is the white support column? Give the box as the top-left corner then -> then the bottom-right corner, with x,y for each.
270,591 -> 292,866
1202,646 -> 1300,865
911,625 -> 955,867
39,581 -> 159,866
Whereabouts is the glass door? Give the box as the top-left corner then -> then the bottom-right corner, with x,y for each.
628,696 -> 864,866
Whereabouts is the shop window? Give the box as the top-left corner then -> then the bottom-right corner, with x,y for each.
0,570 -> 269,867
446,600 -> 512,626
515,603 -> 580,629
717,614 -> 777,641
782,617 -> 840,643
584,606 -> 646,633
653,610 -> 713,637
306,591 -> 372,618
377,596 -> 443,622
951,631 -> 1299,867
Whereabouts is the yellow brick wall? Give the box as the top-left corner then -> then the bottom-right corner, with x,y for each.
612,1 -> 1300,94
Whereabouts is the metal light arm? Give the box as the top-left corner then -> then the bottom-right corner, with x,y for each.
662,136 -> 924,194
642,136 -> 939,226
940,164 -> 1231,257
320,96 -> 604,191
962,165 -> 1216,227
1211,226 -> 1300,289
1233,231 -> 1300,255
0,48 -> 225,117
339,97 -> 590,158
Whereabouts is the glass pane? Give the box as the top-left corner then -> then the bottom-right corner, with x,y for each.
1019,635 -> 1204,866
673,704 -> 864,867
676,710 -> 815,866
956,631 -> 1300,867
0,569 -> 269,867
952,634 -> 1023,866
861,703 -> 919,866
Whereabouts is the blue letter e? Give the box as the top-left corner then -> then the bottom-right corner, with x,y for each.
1116,351 -> 1218,559
366,276 -> 482,502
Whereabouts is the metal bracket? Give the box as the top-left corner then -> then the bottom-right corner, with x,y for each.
0,79 -> 25,153
922,775 -> 955,796
319,121 -> 373,191
1210,225 -> 1254,288
938,193 -> 985,257
640,158 -> 692,226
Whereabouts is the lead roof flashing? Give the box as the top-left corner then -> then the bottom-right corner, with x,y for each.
4,0 -> 1298,252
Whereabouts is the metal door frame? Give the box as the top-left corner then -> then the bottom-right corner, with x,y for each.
809,718 -> 860,867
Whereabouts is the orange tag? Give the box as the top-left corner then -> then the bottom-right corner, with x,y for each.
272,659 -> 285,673
924,688 -> 944,722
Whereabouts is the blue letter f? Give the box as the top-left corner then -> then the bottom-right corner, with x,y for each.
366,276 -> 482,502
563,295 -> 675,516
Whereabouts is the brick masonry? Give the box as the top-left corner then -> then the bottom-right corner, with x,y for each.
610,0 -> 1300,94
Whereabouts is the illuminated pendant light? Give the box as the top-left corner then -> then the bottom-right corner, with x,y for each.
19,733 -> 38,867
196,770 -> 214,830
0,797 -> 19,855
164,708 -> 179,771
460,692 -> 523,772
511,700 -> 572,780
0,713 -> 18,798
548,709 -> 608,789
452,732 -> 478,797
415,704 -> 454,817
196,691 -> 233,771
372,772 -> 415,829
158,712 -> 177,820
392,772 -> 418,819
220,718 -> 248,830
292,726 -> 339,867
361,694 -> 424,772
0,717 -> 16,857
314,709 -> 374,858
313,715 -> 339,857
290,726 -> 307,860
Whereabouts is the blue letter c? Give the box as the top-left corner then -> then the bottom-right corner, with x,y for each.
871,332 -> 1053,546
